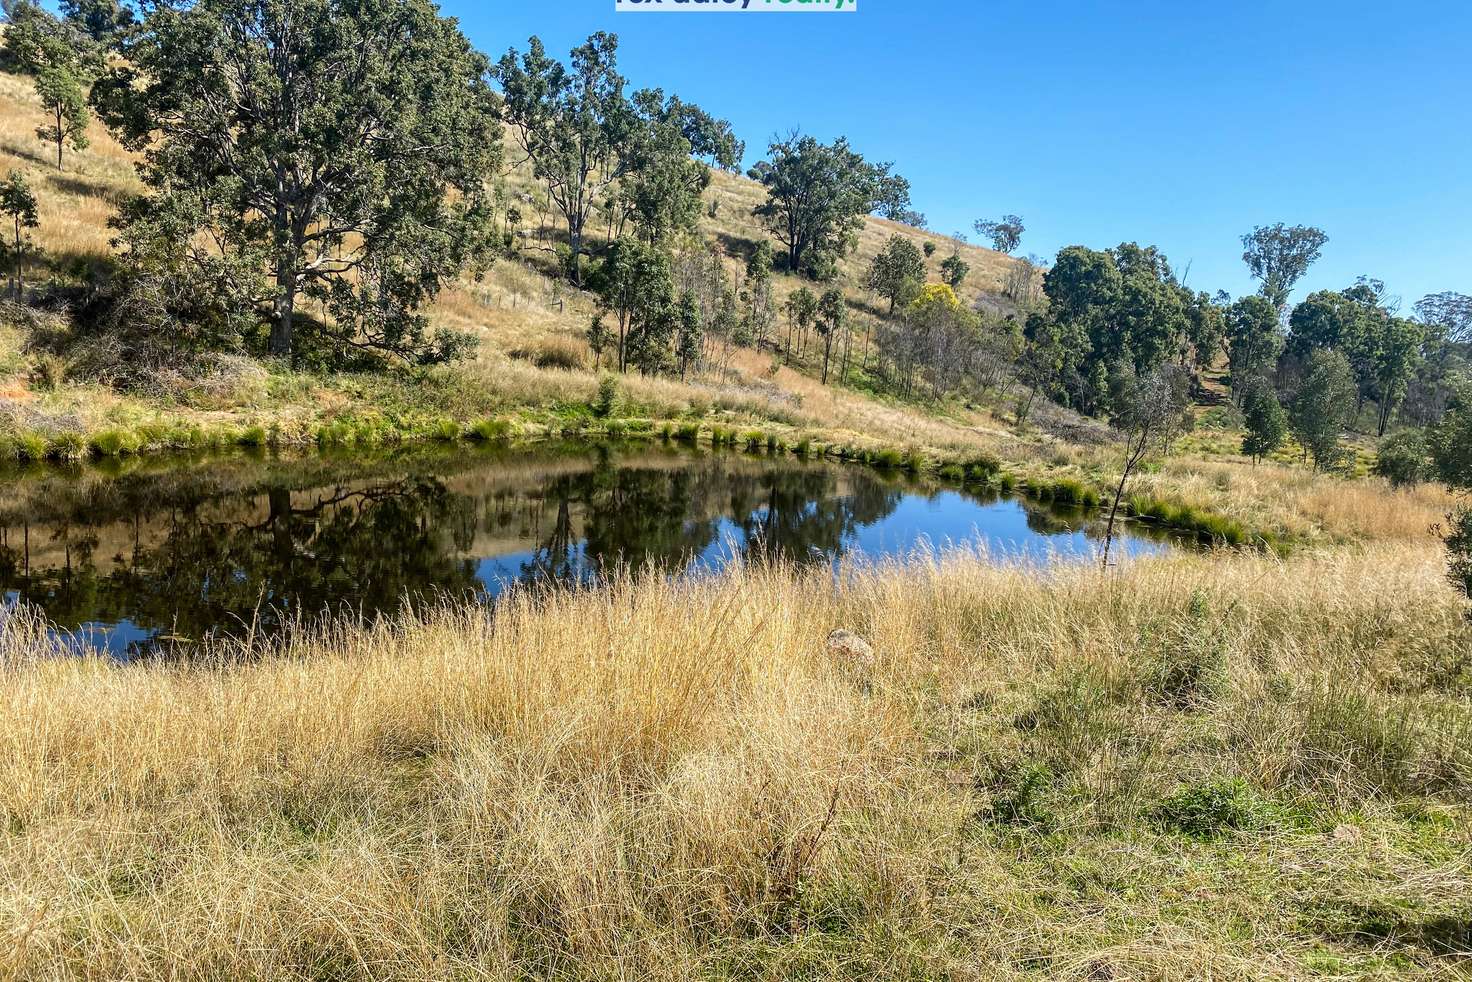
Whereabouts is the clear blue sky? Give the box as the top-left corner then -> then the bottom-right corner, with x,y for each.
449,0 -> 1471,310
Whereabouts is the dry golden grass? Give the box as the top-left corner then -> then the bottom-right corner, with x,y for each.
1131,457 -> 1459,545
1,544 -> 1468,979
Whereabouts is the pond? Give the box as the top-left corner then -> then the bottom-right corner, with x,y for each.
0,442 -> 1178,657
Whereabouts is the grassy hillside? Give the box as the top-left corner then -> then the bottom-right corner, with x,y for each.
0,61 -> 1032,452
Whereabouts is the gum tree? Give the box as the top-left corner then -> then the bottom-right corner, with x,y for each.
974,214 -> 1024,254
495,33 -> 630,286
751,133 -> 880,278
865,235 -> 925,316
93,0 -> 501,362
4,0 -> 98,170
1241,223 -> 1328,312
0,170 -> 39,300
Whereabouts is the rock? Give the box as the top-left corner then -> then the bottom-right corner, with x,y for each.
826,629 -> 875,673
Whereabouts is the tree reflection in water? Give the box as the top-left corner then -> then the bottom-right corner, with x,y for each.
0,444 -> 1173,657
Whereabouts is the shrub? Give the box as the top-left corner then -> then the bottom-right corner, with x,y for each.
997,472 -> 1017,493
1155,777 -> 1265,838
793,437 -> 814,457
592,374 -> 619,419
674,423 -> 700,444
985,762 -> 1062,831
1373,430 -> 1432,488
742,431 -> 766,452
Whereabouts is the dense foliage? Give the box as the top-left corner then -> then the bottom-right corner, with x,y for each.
93,0 -> 503,366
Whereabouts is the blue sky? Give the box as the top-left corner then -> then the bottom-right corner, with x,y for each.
450,0 -> 1471,310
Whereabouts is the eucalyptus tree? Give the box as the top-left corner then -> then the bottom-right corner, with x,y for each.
1416,292 -> 1472,344
590,237 -> 676,373
1430,382 -> 1472,611
93,0 -> 501,363
940,250 -> 970,289
784,286 -> 818,361
1241,223 -> 1328,312
865,235 -> 925,316
1241,381 -> 1287,464
817,288 -> 846,384
974,214 -> 1024,254
60,0 -> 133,43
751,133 -> 882,277
4,0 -> 97,170
619,88 -> 711,245
1101,365 -> 1192,566
1225,295 -> 1282,402
1289,350 -> 1357,470
496,33 -> 631,286
0,170 -> 39,299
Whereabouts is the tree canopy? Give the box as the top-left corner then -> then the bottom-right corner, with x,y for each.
751,133 -> 888,279
1241,223 -> 1328,311
94,0 -> 502,365
974,215 -> 1024,254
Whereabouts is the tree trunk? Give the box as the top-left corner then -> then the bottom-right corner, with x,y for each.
270,262 -> 297,358
569,219 -> 584,286
821,331 -> 833,385
1100,450 -> 1135,569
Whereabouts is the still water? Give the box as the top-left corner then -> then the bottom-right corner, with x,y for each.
0,442 -> 1175,657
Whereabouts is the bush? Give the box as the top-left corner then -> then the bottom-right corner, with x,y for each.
1373,430 -> 1432,488
91,428 -> 143,457
742,430 -> 766,452
1155,777 -> 1265,838
984,762 -> 1062,831
592,374 -> 619,419
674,423 -> 700,444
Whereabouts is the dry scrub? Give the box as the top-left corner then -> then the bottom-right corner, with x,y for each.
1,544 -> 1469,980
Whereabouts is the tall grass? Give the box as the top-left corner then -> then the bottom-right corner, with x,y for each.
0,544 -> 1468,979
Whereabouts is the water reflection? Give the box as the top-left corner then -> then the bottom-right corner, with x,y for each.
0,443 -> 1176,657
